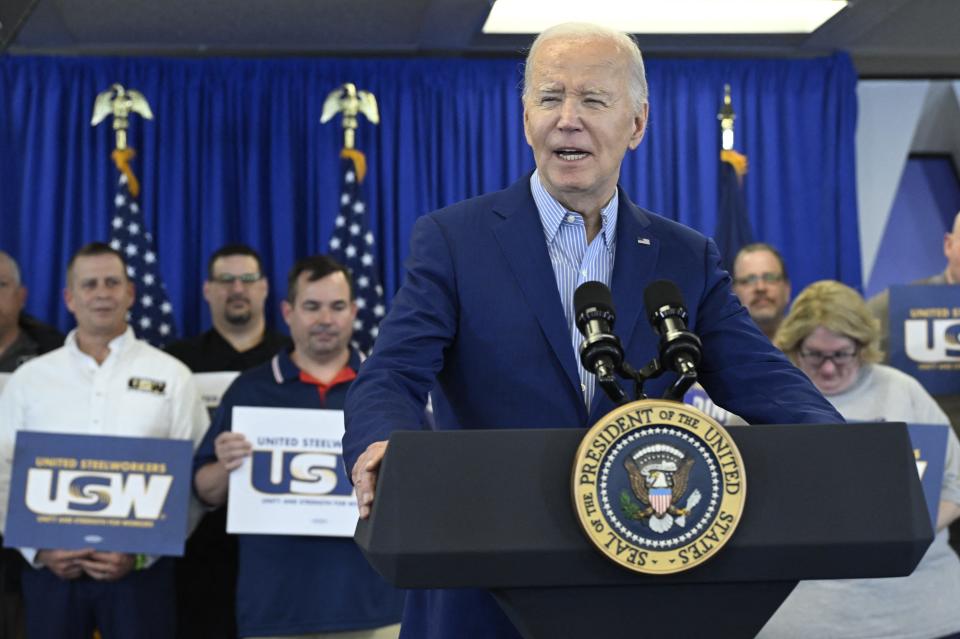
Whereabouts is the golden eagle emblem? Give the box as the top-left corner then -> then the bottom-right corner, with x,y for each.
622,444 -> 701,533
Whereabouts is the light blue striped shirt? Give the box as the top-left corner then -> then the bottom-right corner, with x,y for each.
530,170 -> 618,409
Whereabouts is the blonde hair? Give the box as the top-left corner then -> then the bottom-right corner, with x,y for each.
774,280 -> 882,364
522,22 -> 648,114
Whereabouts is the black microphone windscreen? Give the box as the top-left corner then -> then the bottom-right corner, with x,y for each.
644,279 -> 685,319
574,281 -> 614,317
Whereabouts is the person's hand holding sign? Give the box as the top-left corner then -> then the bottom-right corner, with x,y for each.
194,431 -> 252,507
37,548 -> 93,580
214,432 -> 253,471
78,551 -> 136,581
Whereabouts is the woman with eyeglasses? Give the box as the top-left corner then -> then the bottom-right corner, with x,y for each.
757,280 -> 960,639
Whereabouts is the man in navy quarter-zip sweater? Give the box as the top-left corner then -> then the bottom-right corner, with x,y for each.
194,255 -> 404,639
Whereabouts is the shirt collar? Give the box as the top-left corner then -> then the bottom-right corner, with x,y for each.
270,347 -> 361,385
530,170 -> 619,251
65,326 -> 134,365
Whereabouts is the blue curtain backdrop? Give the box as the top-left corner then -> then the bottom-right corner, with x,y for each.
0,53 -> 859,338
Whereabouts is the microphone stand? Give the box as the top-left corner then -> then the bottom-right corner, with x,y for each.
598,354 -> 698,405
598,372 -> 629,406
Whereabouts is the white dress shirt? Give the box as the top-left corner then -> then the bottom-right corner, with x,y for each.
0,326 -> 209,563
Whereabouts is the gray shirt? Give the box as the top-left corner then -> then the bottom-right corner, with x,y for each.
758,364 -> 960,639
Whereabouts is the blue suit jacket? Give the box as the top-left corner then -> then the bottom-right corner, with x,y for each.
344,175 -> 842,639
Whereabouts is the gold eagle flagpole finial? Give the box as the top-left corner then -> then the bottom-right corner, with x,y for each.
90,83 -> 154,197
320,82 -> 379,182
90,83 -> 154,151
320,82 -> 380,151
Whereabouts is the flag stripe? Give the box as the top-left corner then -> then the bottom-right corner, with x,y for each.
108,172 -> 177,347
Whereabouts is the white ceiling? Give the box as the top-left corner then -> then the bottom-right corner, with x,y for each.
1,0 -> 958,77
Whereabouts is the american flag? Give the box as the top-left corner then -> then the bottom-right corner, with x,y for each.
327,151 -> 385,355
108,171 -> 177,347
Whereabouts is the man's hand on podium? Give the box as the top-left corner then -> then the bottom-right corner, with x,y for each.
352,440 -> 388,519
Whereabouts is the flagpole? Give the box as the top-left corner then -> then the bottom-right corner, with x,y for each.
717,84 -> 735,152
321,83 -> 387,355
91,84 -> 177,346
715,84 -> 753,273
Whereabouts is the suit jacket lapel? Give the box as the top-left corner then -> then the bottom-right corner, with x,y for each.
491,178 -> 585,412
589,189 -> 661,421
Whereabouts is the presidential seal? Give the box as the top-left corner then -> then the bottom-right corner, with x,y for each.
572,399 -> 746,574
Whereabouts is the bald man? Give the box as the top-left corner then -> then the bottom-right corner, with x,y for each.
0,252 -> 64,639
0,252 -> 63,373
866,209 -> 960,553
867,210 -> 960,380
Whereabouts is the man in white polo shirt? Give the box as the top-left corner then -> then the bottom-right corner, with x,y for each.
0,241 -> 208,639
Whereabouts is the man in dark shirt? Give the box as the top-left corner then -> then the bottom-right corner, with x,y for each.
166,244 -> 289,639
166,244 -> 289,372
731,243 -> 792,341
0,251 -> 63,373
0,251 -> 63,639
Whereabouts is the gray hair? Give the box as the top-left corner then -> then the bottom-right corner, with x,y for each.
522,22 -> 648,114
0,251 -> 21,286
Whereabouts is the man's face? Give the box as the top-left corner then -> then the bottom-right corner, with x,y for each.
64,254 -> 134,338
523,35 -> 647,210
282,271 -> 357,363
0,258 -> 26,339
203,255 -> 268,327
732,250 -> 791,328
944,213 -> 960,283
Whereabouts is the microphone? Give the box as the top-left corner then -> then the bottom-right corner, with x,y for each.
643,280 -> 702,377
574,281 -> 624,383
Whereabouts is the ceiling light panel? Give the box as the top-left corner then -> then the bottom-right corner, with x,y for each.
483,0 -> 848,35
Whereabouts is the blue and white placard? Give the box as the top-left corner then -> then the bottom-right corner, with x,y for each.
3,432 -> 193,555
682,383 -> 734,425
227,406 -> 357,537
908,423 -> 950,529
889,285 -> 960,396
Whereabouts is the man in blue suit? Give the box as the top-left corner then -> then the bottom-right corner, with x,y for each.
344,22 -> 842,639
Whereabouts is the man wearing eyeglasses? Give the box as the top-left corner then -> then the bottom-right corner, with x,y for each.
731,243 -> 792,341
166,244 -> 290,374
166,243 -> 290,639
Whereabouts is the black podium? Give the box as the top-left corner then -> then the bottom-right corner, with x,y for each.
355,423 -> 933,638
